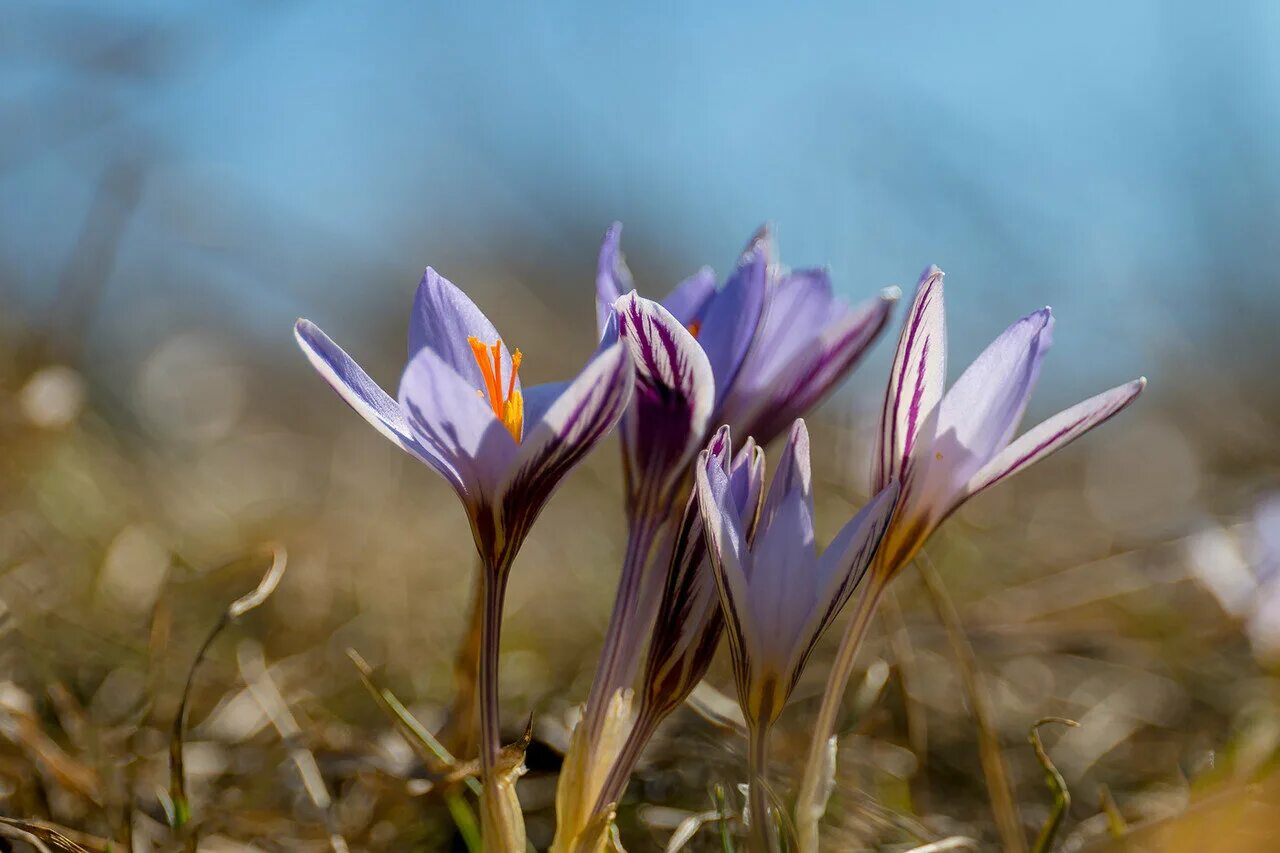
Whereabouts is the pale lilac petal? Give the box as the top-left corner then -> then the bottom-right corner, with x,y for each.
752,268 -> 840,372
788,481 -> 900,686
966,377 -> 1146,497
696,243 -> 767,407
295,320 -> 415,450
502,337 -> 633,544
409,268 -> 520,397
728,282 -> 896,445
397,346 -> 519,502
915,308 -> 1054,512
662,267 -> 717,328
520,381 -> 570,430
696,453 -> 759,711
595,223 -> 632,339
874,266 -> 946,493
761,419 -> 815,528
615,292 -> 716,506
749,485 -> 819,678
729,437 -> 766,530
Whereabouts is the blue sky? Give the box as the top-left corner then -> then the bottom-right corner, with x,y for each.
4,2 -> 1278,403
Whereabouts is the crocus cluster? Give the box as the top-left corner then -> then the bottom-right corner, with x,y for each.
295,230 -> 1143,853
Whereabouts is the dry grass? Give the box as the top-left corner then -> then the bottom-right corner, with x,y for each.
0,293 -> 1278,852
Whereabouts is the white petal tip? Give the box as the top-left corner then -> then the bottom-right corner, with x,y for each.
880,285 -> 903,301
1137,376 -> 1148,388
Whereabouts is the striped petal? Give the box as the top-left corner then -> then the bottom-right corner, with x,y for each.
614,292 -> 716,509
695,449 -> 760,722
725,274 -> 896,445
641,425 -> 735,716
874,266 -> 946,493
788,480 -> 899,688
501,336 -> 634,559
966,377 -> 1147,497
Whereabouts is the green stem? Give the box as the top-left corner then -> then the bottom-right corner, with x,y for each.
794,574 -> 887,853
478,567 -> 520,851
748,723 -> 777,853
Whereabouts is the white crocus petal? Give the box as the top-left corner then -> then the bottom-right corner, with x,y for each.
874,266 -> 946,493
966,377 -> 1147,498
912,308 -> 1054,515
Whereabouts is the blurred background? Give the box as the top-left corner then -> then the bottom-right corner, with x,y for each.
2,2 -> 1279,851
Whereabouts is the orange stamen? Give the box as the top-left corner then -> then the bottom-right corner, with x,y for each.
687,320 -> 702,338
467,335 -> 524,442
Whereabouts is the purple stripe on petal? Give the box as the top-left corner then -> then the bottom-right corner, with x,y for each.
500,338 -> 633,558
641,427 -> 734,715
789,480 -> 899,690
615,292 -> 715,508
734,290 -> 895,445
875,266 -> 946,492
965,377 -> 1146,498
696,449 -> 757,716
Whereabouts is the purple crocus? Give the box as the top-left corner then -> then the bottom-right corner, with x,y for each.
555,225 -> 895,849
585,225 -> 895,710
295,268 -> 633,851
589,426 -> 767,818
794,265 -> 1145,852
696,421 -> 899,853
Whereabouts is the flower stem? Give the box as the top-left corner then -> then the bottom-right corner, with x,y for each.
478,566 -> 520,851
794,573 -> 887,853
748,722 -> 778,853
590,706 -> 658,818
581,512 -> 665,740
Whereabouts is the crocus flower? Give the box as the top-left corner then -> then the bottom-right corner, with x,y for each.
795,265 -> 1145,853
295,268 -> 633,851
584,225 -> 896,715
555,225 -> 895,850
588,426 -> 766,819
696,420 -> 899,853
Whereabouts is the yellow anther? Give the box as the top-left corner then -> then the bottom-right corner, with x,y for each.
467,335 -> 524,442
